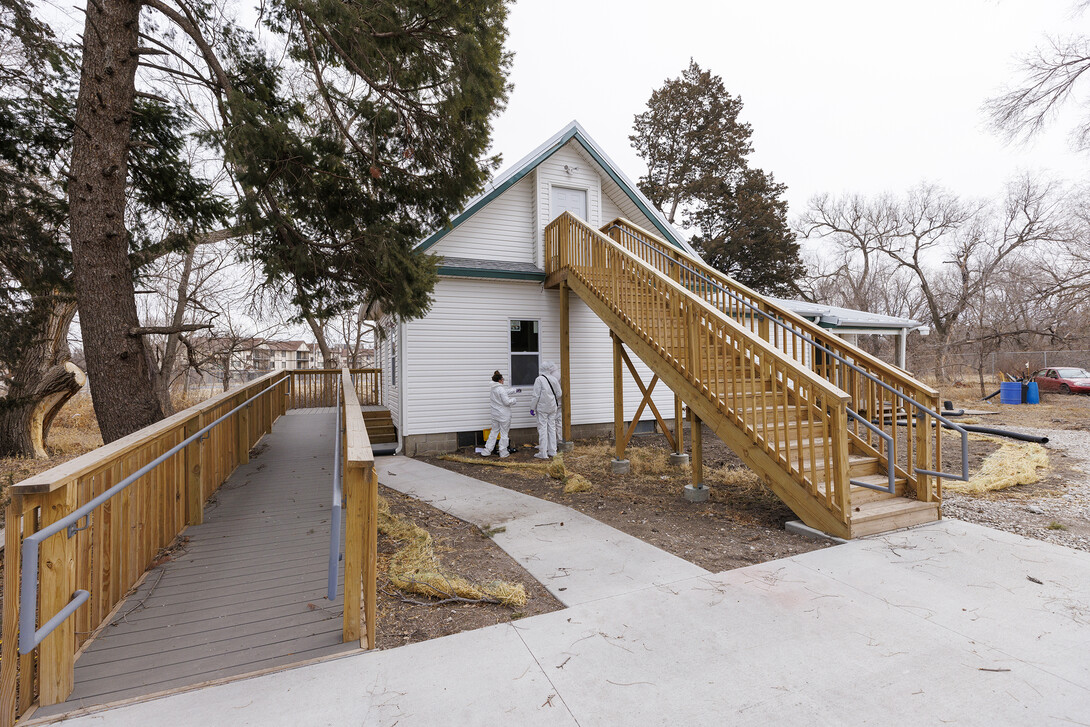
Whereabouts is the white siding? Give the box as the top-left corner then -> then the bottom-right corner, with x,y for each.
402,278 -> 675,436
534,142 -> 602,268
377,317 -> 401,430
430,175 -> 535,262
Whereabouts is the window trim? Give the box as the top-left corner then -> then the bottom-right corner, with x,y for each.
508,318 -> 540,388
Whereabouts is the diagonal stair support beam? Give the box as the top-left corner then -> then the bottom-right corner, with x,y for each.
611,333 -> 677,454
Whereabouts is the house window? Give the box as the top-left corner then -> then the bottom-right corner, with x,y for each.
510,319 -> 539,387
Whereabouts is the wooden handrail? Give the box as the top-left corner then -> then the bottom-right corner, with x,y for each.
292,368 -> 381,409
545,212 -> 854,528
1,371 -> 291,723
339,368 -> 377,650
600,217 -> 944,503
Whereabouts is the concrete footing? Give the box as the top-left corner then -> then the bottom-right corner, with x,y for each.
669,453 -> 690,467
684,484 -> 709,503
785,520 -> 847,544
611,459 -> 630,475
558,441 -> 574,453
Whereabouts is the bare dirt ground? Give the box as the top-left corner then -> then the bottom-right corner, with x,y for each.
425,427 -> 836,574
375,486 -> 562,648
938,386 -> 1090,551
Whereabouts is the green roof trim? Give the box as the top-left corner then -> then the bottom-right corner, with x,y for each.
566,135 -> 682,248
415,125 -> 686,255
416,127 -> 579,253
437,266 -> 545,281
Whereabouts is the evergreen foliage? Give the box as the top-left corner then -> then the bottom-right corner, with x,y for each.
631,60 -> 803,296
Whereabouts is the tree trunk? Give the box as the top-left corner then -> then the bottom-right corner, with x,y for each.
151,246 -> 197,415
69,0 -> 165,443
304,312 -> 331,368
0,300 -> 85,458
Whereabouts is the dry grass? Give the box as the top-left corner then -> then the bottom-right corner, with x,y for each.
562,473 -> 593,493
945,438 -> 1050,494
705,465 -> 784,510
377,496 -> 527,607
439,454 -> 566,480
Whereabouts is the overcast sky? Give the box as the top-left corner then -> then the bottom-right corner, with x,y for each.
488,0 -> 1086,221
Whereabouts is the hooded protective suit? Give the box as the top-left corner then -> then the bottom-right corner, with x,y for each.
482,379 -> 518,456
531,361 -> 562,458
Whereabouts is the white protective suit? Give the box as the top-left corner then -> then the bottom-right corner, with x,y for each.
531,361 -> 562,458
482,380 -> 518,456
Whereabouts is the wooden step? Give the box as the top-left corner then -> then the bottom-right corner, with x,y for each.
792,453 -> 881,479
849,498 -> 940,537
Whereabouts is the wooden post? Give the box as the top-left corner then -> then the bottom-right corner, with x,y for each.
343,462 -> 364,644
364,465 -> 378,650
612,332 -> 624,461
38,483 -> 77,706
1,499 -> 22,727
559,280 -> 572,442
829,405 -> 852,519
690,408 -> 703,488
185,414 -> 204,526
238,393 -> 250,466
916,408 -> 934,502
674,394 -> 684,455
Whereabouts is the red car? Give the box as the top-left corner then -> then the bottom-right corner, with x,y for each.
1031,367 -> 1090,395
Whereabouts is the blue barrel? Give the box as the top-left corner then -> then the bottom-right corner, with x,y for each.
999,381 -> 1022,405
1025,381 -> 1040,405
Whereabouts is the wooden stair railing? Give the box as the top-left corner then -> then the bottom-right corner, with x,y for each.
599,217 -> 954,505
545,212 -> 857,538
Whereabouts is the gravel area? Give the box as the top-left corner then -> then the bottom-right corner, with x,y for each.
942,426 -> 1090,552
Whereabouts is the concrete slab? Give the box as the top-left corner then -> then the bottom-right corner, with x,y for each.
49,519 -> 1090,727
376,456 -> 708,606
48,623 -> 575,727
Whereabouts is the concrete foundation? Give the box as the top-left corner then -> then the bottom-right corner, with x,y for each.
558,441 -> 574,453
669,453 -> 690,467
684,484 -> 709,503
611,459 -> 631,475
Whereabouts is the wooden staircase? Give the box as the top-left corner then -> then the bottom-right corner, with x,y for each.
362,409 -> 397,445
544,213 -> 945,539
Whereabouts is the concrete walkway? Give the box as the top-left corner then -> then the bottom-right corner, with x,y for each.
45,519 -> 1090,726
40,456 -> 1090,726
376,457 -> 708,606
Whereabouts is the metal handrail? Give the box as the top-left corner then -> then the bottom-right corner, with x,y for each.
18,376 -> 290,655
327,385 -> 343,601
604,222 -> 969,487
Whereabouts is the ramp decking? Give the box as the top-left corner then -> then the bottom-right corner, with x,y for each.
34,411 -> 357,718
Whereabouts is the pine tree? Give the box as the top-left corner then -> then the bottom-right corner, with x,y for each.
68,0 -> 512,442
631,60 -> 803,296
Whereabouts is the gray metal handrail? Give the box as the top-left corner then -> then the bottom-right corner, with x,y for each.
18,376 -> 289,655
603,222 -> 969,487
327,385 -> 343,601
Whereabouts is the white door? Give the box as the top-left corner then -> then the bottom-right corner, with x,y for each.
553,186 -> 588,222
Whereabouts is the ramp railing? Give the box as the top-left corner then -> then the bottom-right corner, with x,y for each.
291,368 -> 381,409
1,371 -> 291,724
337,368 -> 378,649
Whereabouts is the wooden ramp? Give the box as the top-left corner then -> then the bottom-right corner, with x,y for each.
33,411 -> 357,718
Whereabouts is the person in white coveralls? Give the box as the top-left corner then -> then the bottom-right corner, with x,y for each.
530,361 -> 562,459
481,370 -> 519,457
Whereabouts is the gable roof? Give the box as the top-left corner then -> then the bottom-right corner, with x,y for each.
415,120 -> 697,256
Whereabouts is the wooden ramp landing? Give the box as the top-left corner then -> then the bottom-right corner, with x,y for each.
33,411 -> 357,719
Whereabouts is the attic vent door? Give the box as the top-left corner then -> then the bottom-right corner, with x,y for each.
553,186 -> 587,222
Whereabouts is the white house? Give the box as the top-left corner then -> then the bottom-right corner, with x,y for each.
378,121 -> 699,456
376,120 -> 930,456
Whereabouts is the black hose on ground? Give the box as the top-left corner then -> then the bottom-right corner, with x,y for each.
941,422 -> 1048,444
982,389 -> 1001,401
